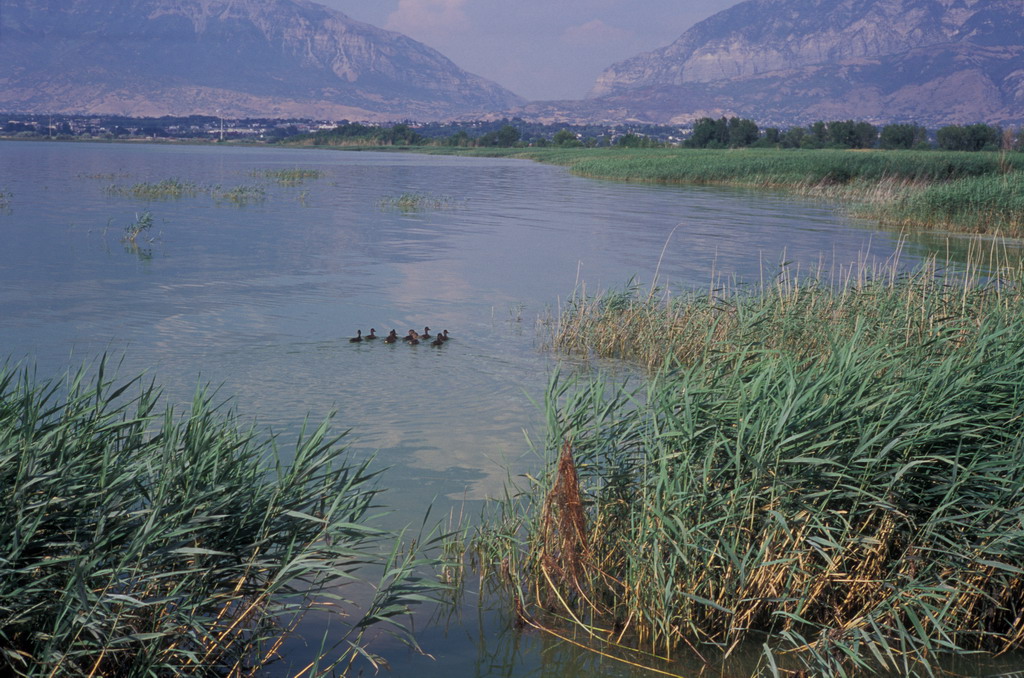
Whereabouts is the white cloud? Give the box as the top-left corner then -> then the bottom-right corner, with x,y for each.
385,0 -> 472,40
561,19 -> 633,46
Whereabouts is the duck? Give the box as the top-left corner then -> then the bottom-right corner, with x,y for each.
365,328 -> 377,340
348,330 -> 363,343
421,327 -> 432,339
384,329 -> 399,344
404,329 -> 420,345
439,329 -> 450,342
431,333 -> 444,347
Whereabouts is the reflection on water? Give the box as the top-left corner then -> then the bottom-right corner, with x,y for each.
1,140 -> 1012,676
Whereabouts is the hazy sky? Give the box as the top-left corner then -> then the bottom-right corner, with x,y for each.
318,1 -> 740,101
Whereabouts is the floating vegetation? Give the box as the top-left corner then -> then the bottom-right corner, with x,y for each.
104,178 -> 202,200
481,250 -> 1024,676
379,192 -> 463,211
0,359 -> 444,676
250,167 -> 324,185
213,184 -> 266,205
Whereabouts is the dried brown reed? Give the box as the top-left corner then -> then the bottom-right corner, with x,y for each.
536,440 -> 591,603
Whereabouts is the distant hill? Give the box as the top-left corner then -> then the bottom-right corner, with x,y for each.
0,0 -> 524,120
514,0 -> 1023,127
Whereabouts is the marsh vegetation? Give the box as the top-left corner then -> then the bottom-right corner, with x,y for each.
6,141 -> 1018,677
421,148 -> 1024,237
0,360 -> 443,677
479,249 -> 1024,676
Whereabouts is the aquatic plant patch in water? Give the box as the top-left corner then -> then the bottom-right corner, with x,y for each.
378,192 -> 463,211
0,359 -> 443,677
102,178 -> 268,205
103,178 -> 203,200
212,183 -> 267,204
121,210 -> 154,243
250,167 -> 325,185
483,256 -> 1024,676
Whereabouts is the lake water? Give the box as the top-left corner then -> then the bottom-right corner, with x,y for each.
0,141 -> 989,676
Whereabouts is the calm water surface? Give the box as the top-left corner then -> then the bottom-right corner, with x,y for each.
0,141 -> 985,676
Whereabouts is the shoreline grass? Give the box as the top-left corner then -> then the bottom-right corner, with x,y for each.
0,359 -> 443,676
479,251 -> 1024,676
413,147 -> 1024,237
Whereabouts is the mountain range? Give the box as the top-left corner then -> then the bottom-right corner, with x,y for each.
518,0 -> 1024,127
0,0 -> 522,120
1,0 -> 1021,126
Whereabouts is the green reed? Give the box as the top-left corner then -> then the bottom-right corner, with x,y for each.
481,251 -> 1024,676
0,359 -> 443,677
880,172 -> 1024,235
427,148 -> 1024,236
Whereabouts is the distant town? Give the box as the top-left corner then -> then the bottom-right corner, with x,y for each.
0,113 -> 686,147
2,113 -> 1020,152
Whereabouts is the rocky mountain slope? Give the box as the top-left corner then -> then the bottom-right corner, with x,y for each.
0,0 -> 523,120
518,0 -> 1023,127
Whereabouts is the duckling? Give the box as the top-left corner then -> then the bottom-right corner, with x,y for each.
384,329 -> 399,344
365,328 -> 378,340
348,329 -> 363,343
421,327 -> 432,339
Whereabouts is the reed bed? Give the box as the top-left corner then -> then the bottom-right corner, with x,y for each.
0,360 -> 442,677
881,173 -> 1024,235
427,148 -> 1024,236
481,253 -> 1024,676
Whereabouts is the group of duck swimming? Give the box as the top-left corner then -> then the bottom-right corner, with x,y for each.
349,327 -> 450,346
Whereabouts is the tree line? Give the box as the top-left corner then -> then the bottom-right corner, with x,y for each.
300,118 -> 1022,152
7,112 -> 1021,152
685,117 -> 1020,152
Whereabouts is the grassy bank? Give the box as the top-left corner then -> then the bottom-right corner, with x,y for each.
479,254 -> 1024,676
0,360 -> 441,677
416,147 -> 1024,236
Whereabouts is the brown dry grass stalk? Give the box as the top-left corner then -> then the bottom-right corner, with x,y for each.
536,440 -> 591,603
